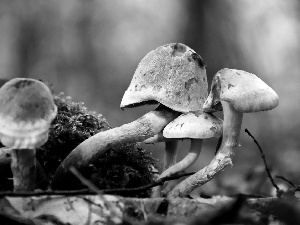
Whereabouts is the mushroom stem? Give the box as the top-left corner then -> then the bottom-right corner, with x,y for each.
143,134 -> 178,170
168,101 -> 243,198
163,139 -> 203,176
51,105 -> 179,190
220,101 -> 243,152
164,141 -> 178,171
0,147 -> 49,190
11,149 -> 36,192
152,139 -> 203,197
152,140 -> 179,198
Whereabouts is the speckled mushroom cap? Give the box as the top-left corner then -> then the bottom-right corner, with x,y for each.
120,43 -> 208,113
0,78 -> 57,149
163,112 -> 222,139
203,69 -> 279,113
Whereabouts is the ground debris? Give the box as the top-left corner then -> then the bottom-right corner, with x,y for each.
1,194 -> 299,225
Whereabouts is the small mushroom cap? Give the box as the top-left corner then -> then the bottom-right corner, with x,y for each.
203,69 -> 279,113
120,43 -> 208,113
0,78 -> 57,149
163,112 -> 222,139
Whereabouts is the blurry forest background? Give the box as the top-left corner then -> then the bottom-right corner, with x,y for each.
0,0 -> 299,197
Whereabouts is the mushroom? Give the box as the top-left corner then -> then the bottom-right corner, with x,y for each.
168,68 -> 279,198
121,43 -> 209,174
0,78 -> 57,191
148,112 -> 222,197
51,43 -> 208,190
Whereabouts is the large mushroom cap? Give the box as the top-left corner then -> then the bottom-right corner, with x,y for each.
203,69 -> 279,113
120,43 -> 208,113
0,78 -> 57,149
163,112 -> 222,139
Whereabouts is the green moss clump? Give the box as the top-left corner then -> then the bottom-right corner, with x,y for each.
35,93 -> 157,197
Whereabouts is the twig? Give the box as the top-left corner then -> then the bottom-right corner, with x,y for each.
275,175 -> 297,188
69,167 -> 103,195
70,168 -> 195,195
0,171 -> 195,197
245,128 -> 279,191
116,171 -> 196,194
275,175 -> 300,197
0,189 -> 94,197
69,167 -> 116,216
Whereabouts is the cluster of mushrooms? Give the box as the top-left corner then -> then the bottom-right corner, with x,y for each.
0,43 -> 279,198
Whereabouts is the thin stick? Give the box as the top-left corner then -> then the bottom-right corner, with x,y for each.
69,167 -> 103,195
0,189 -> 94,197
69,167 -> 115,212
275,175 -> 297,188
245,128 -> 279,191
0,172 -> 195,197
116,171 -> 196,194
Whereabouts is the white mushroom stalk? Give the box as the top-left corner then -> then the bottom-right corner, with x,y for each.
168,69 -> 279,198
0,146 -> 59,190
0,78 -> 57,191
144,135 -> 178,171
219,101 -> 243,152
51,43 -> 208,190
164,141 -> 178,170
159,139 -> 203,181
150,112 -> 222,197
51,105 -> 179,189
155,139 -> 204,197
144,133 -> 179,175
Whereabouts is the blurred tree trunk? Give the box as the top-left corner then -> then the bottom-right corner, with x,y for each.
183,0 -> 251,80
183,0 -> 206,54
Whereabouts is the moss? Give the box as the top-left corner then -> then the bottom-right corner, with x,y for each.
90,144 -> 156,197
35,93 -> 157,197
36,93 -> 111,177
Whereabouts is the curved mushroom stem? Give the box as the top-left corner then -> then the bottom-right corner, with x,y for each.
164,141 -> 178,171
144,136 -> 179,196
143,134 -> 178,170
152,139 -> 203,197
143,135 -> 178,171
11,149 -> 36,192
51,105 -> 179,190
168,101 -> 243,198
